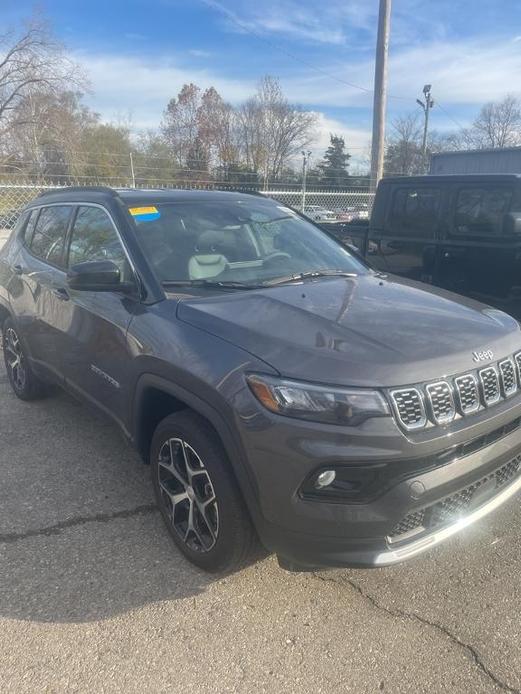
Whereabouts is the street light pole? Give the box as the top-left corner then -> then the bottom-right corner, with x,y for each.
370,0 -> 392,192
417,84 -> 434,172
301,150 -> 311,212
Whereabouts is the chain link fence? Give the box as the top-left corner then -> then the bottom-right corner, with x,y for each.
0,178 -> 374,232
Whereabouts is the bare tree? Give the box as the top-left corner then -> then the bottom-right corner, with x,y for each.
161,83 -> 203,169
238,76 -> 316,181
384,113 -> 424,175
197,87 -> 239,170
0,15 -> 86,142
7,90 -> 96,177
237,96 -> 266,174
470,94 -> 521,148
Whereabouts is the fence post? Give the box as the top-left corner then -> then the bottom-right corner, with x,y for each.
129,152 -> 136,188
301,150 -> 311,212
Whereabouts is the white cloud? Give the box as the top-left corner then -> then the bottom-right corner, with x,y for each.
387,39 -> 521,106
275,35 -> 521,115
308,113 -> 371,168
77,30 -> 521,152
188,49 -> 213,58
312,113 -> 370,152
78,53 -> 255,129
204,0 -> 375,45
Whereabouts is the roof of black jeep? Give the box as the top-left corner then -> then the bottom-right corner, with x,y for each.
380,173 -> 521,185
33,186 -> 267,205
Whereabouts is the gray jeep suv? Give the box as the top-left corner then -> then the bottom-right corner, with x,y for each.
1,186 -> 521,572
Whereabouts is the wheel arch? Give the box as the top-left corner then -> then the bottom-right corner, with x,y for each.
132,374 -> 261,523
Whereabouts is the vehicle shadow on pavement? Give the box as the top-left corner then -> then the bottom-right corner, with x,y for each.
0,375 -> 223,624
0,510 -> 220,623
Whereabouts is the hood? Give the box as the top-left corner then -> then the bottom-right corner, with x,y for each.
176,274 -> 521,388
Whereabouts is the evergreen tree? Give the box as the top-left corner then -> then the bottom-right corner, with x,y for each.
318,134 -> 351,186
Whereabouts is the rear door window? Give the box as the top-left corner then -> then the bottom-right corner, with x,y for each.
390,187 -> 441,238
29,205 -> 72,268
453,187 -> 512,236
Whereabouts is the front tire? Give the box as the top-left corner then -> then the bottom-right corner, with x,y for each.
150,411 -> 259,573
2,318 -> 47,400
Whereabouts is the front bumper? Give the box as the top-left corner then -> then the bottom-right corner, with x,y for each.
373,470 -> 521,565
236,388 -> 521,569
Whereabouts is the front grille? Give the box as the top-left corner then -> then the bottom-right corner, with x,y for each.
389,454 -> 521,543
515,352 -> 521,383
499,359 -> 517,398
391,510 -> 425,539
390,388 -> 426,430
480,366 -> 501,405
454,374 -> 479,414
426,381 -> 455,424
389,350 -> 521,432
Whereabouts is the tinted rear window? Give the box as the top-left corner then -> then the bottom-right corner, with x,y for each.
454,187 -> 512,236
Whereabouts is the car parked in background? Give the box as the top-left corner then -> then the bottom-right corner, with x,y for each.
354,203 -> 370,220
331,206 -> 358,222
303,204 -> 337,222
2,186 -> 521,574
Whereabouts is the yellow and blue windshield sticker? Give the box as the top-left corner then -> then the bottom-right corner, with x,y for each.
129,206 -> 160,222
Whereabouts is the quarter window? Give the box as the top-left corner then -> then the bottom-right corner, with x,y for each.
23,209 -> 39,244
454,188 -> 512,236
391,188 -> 441,238
29,206 -> 72,267
67,206 -> 131,280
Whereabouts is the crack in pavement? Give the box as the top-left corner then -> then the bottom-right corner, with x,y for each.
313,572 -> 520,694
0,504 -> 158,544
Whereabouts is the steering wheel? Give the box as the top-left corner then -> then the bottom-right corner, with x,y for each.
263,251 -> 291,267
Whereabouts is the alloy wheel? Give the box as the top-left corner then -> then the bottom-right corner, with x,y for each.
4,327 -> 26,391
157,437 -> 219,552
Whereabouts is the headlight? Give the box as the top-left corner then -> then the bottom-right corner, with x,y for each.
246,374 -> 390,426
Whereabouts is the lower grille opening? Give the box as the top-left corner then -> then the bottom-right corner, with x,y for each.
389,454 -> 521,544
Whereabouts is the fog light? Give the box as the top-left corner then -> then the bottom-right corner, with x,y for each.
315,469 -> 336,489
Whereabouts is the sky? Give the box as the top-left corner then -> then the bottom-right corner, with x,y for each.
4,0 -> 521,168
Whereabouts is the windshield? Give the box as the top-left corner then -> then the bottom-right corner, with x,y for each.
129,198 -> 367,287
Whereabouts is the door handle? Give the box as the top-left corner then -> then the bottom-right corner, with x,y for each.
12,264 -> 24,275
52,287 -> 69,301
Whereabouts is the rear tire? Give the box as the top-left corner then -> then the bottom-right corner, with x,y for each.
150,411 -> 259,573
2,317 -> 47,400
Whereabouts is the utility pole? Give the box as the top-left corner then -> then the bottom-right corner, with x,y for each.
370,0 -> 392,192
417,84 -> 434,172
301,150 -> 311,211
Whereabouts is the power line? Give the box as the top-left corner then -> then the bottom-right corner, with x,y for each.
435,102 -> 468,132
200,0 -> 409,101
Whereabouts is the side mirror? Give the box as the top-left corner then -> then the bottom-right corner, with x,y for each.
67,260 -> 133,292
503,213 -> 521,235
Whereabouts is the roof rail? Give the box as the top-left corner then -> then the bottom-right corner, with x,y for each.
216,187 -> 266,197
37,185 -> 118,198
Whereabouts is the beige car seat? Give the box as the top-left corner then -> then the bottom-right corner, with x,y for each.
188,253 -> 228,280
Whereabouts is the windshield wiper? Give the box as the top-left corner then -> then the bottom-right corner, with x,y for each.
263,270 -> 358,286
162,279 -> 265,290
251,215 -> 294,225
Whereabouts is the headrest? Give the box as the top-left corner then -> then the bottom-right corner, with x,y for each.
196,229 -> 227,253
188,254 -> 227,280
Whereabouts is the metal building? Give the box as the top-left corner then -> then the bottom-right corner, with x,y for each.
430,146 -> 521,175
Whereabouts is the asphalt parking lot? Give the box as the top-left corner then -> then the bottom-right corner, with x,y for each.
1,356 -> 521,693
